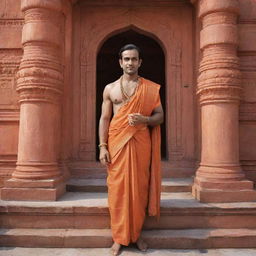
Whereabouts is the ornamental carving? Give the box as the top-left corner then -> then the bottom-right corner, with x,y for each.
0,19 -> 24,27
0,50 -> 22,72
0,66 -> 19,76
197,86 -> 242,105
202,12 -> 236,28
18,87 -> 61,104
24,8 -> 62,28
17,67 -> 63,82
0,50 -> 22,108
198,69 -> 241,87
16,77 -> 62,91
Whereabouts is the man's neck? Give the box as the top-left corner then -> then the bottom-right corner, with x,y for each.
122,73 -> 139,83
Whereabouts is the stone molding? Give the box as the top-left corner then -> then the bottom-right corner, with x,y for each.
0,19 -> 24,27
21,0 -> 62,12
198,0 -> 239,18
197,86 -> 242,105
202,12 -> 237,27
14,162 -> 60,180
77,0 -> 189,7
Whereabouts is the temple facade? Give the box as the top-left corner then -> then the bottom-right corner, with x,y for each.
0,0 -> 256,204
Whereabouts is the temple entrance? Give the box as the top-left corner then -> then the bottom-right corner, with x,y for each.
96,29 -> 166,159
71,1 -> 196,177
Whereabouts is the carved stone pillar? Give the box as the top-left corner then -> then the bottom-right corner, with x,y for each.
192,0 -> 256,202
1,0 -> 66,200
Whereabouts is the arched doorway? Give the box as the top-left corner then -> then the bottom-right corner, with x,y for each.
96,29 -> 166,159
72,3 -> 196,177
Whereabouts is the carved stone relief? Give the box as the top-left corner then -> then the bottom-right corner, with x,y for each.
0,50 -> 22,109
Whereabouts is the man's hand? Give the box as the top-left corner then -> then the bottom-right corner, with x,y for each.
128,113 -> 148,126
99,147 -> 111,166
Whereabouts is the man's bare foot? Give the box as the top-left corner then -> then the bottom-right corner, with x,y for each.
136,237 -> 148,252
111,242 -> 121,256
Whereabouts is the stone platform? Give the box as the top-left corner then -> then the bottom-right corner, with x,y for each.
1,179 -> 256,249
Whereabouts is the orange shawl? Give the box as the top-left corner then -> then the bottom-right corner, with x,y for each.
108,77 -> 161,218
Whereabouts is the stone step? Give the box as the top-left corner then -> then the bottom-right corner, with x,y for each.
71,168 -> 107,179
66,178 -> 193,193
69,162 -> 195,179
1,228 -> 256,249
1,192 -> 256,230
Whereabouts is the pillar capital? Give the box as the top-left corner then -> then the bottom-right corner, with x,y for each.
21,0 -> 62,12
198,0 -> 239,19
196,1 -> 241,102
17,4 -> 64,105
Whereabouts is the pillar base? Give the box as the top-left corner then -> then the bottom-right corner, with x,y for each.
0,177 -> 66,201
192,179 -> 256,203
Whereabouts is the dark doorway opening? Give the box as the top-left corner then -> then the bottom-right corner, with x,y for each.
96,29 -> 166,159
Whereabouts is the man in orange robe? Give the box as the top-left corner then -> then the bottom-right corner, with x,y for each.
99,44 -> 163,255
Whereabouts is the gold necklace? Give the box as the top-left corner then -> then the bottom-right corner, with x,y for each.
120,76 -> 139,102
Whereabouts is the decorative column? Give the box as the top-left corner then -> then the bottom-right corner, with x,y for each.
192,0 -> 256,202
1,0 -> 66,200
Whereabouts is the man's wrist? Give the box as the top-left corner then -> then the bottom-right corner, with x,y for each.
145,116 -> 150,124
99,143 -> 108,149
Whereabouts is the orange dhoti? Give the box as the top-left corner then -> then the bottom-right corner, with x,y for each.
107,78 -> 162,246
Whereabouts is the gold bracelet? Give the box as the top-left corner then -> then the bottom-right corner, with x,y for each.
98,143 -> 107,148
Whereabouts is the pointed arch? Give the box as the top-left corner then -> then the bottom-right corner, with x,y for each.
96,29 -> 167,159
95,24 -> 167,58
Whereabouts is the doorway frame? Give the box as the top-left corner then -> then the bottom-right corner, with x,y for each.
71,1 -> 196,176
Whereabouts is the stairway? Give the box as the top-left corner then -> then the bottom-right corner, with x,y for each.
1,176 -> 256,249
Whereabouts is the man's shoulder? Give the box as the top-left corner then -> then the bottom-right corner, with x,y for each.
142,77 -> 161,90
105,78 -> 120,90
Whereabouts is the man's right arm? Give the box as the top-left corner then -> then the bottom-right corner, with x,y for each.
99,85 -> 112,165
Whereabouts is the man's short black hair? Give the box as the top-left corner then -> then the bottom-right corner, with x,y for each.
119,44 -> 141,59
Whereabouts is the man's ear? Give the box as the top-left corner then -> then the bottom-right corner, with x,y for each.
139,59 -> 142,67
119,58 -> 123,68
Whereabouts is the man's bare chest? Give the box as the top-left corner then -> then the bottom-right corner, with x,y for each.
110,87 -> 123,105
110,82 -> 138,105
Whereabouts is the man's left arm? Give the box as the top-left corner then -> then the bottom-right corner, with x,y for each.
146,104 -> 164,126
128,104 -> 164,127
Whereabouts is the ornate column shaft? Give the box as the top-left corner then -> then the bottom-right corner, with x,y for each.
1,0 -> 66,200
192,0 -> 256,202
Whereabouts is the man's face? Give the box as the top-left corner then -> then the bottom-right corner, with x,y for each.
119,49 -> 142,75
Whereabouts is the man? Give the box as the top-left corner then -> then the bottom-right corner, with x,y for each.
98,44 -> 163,255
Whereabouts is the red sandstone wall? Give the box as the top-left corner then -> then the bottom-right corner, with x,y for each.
0,0 -> 256,186
0,0 -> 23,186
238,0 -> 256,180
